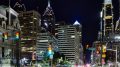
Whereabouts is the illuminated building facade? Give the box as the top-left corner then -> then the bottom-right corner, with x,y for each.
103,0 -> 120,63
95,0 -> 120,63
19,11 -> 41,58
42,0 -> 55,35
103,0 -> 114,38
0,5 -> 20,66
54,21 -> 66,38
57,21 -> 82,64
36,33 -> 50,60
36,32 -> 58,60
93,41 -> 107,64
111,18 -> 120,62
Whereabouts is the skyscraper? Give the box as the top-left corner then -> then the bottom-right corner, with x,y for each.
57,21 -> 82,64
42,0 -> 55,35
103,0 -> 114,38
36,32 -> 58,60
19,11 -> 41,58
97,0 -> 120,63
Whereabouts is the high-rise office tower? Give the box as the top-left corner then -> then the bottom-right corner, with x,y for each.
54,21 -> 66,38
19,11 -> 41,58
103,0 -> 114,38
36,33 -> 50,60
42,0 -> 55,35
36,32 -> 58,60
96,0 -> 120,63
57,21 -> 82,63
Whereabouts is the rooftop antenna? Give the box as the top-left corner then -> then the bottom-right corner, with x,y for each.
48,0 -> 51,7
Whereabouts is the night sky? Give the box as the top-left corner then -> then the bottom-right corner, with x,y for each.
0,0 -> 119,46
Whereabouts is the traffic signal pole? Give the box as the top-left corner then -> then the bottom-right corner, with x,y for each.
15,31 -> 20,67
100,43 -> 103,67
48,44 -> 53,67
16,42 -> 20,67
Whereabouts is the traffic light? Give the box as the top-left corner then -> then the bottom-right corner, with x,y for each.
102,45 -> 106,58
96,45 -> 101,54
96,50 -> 100,54
15,32 -> 19,39
3,32 -> 8,40
48,45 -> 52,55
102,45 -> 106,53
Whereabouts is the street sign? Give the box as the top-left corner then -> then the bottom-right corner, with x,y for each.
88,48 -> 95,50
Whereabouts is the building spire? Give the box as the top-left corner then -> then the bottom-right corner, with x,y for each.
73,20 -> 80,26
9,0 -> 10,7
43,0 -> 54,16
48,0 -> 51,7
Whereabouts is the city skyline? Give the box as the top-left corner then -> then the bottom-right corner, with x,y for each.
0,0 -> 120,66
0,0 -> 119,46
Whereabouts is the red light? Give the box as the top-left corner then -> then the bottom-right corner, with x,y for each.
15,32 -> 19,39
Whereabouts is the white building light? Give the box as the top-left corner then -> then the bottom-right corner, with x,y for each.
44,22 -> 48,27
100,11 -> 103,18
115,36 -> 120,39
30,22 -> 33,23
33,17 -> 37,20
38,40 -> 48,42
71,35 -> 75,38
